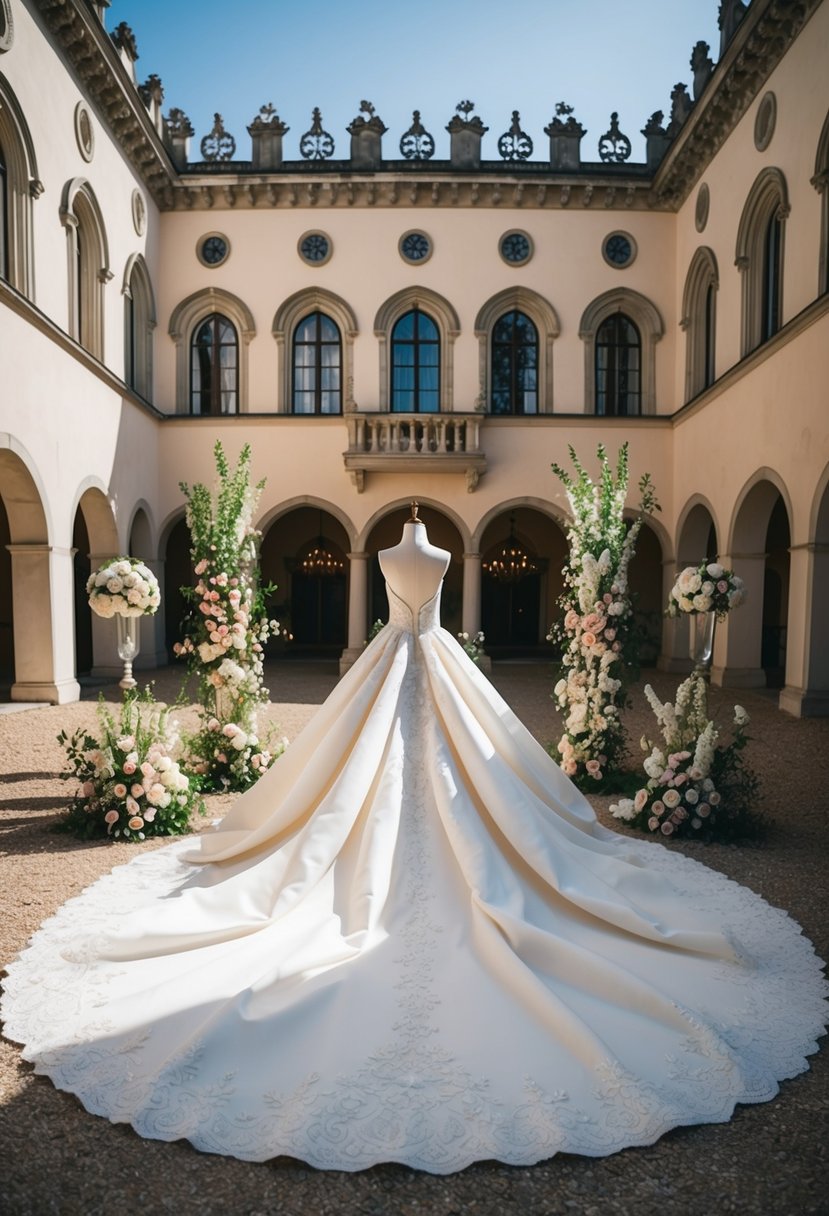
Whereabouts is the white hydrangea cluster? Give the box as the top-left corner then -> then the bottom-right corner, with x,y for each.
87,558 -> 160,618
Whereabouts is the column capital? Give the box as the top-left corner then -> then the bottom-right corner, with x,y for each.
6,543 -> 74,557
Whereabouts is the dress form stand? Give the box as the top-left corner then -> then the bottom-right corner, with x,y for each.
378,503 -> 450,618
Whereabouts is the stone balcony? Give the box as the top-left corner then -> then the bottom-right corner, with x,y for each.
343,412 -> 487,493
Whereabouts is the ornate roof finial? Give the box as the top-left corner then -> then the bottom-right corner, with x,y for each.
400,110 -> 435,160
300,107 -> 335,160
598,112 -> 631,163
200,113 -> 236,162
410,500 -> 420,522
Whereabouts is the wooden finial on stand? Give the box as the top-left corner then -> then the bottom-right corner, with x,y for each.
410,499 -> 420,522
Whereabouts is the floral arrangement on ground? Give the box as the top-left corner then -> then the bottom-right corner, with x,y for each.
610,674 -> 763,843
549,442 -> 659,792
56,688 -> 204,841
175,442 -> 284,791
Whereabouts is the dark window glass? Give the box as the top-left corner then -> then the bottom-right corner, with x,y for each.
704,282 -> 716,389
125,286 -> 136,389
190,313 -> 238,415
0,143 -> 7,281
391,308 -> 440,412
761,212 -> 782,343
595,313 -> 641,416
292,312 -> 342,414
75,224 -> 83,342
491,310 -> 538,415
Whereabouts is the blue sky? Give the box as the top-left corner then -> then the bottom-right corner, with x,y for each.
106,1 -> 723,164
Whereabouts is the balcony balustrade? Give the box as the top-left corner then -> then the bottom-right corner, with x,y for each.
343,412 -> 486,492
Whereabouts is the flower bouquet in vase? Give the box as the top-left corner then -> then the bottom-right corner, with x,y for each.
86,557 -> 160,689
667,561 -> 746,676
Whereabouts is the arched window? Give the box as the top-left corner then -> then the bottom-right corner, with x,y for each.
595,314 -> 641,416
814,109 -> 829,296
0,141 -> 7,280
190,313 -> 238,415
391,308 -> 440,413
681,246 -> 718,401
123,254 -> 155,399
292,312 -> 342,414
60,177 -> 111,359
579,288 -> 663,414
491,311 -> 538,415
0,72 -> 40,297
272,289 -> 358,414
735,167 -> 789,356
169,288 -> 255,413
374,287 -> 459,412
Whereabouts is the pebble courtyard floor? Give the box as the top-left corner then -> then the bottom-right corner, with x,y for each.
0,660 -> 827,1216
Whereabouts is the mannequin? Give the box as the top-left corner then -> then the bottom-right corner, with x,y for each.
378,502 -> 450,616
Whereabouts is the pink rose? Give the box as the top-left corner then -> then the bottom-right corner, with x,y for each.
123,760 -> 136,775
194,559 -> 208,575
660,821 -> 675,836
126,795 -> 140,816
612,642 -> 622,652
673,772 -> 688,786
128,816 -> 144,831
563,759 -> 578,776
207,718 -> 220,732
604,629 -> 616,641
104,810 -> 119,825
603,594 -> 613,605
131,783 -> 144,798
113,783 -> 127,798
634,789 -> 648,812
648,816 -> 660,831
582,631 -> 597,648
698,803 -> 711,817
215,752 -> 227,763
662,789 -> 681,808
82,781 -> 95,798
143,807 -> 156,822
564,610 -> 579,631
709,792 -> 721,805
222,723 -> 239,738
585,759 -> 601,776
651,800 -> 665,815
717,580 -> 728,593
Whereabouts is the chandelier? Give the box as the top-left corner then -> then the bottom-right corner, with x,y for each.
482,517 -> 538,582
301,539 -> 344,576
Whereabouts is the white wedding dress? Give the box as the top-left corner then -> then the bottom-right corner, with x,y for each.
2,520 -> 826,1173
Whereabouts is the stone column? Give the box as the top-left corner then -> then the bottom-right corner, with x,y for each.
135,558 -> 168,670
462,552 -> 482,636
447,109 -> 488,170
7,543 -> 80,703
656,558 -> 691,673
779,542 -> 829,717
710,552 -> 767,688
340,551 -> 369,674
248,106 -> 289,170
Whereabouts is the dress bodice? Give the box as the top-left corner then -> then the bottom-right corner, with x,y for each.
379,520 -> 450,635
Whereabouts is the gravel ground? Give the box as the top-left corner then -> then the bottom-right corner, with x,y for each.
1,661 -> 827,1216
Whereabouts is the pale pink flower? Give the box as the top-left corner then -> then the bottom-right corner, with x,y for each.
582,631 -> 597,648
215,751 -> 227,763
128,816 -> 144,831
612,641 -> 622,652
585,759 -> 601,776
104,810 -> 119,825
674,772 -> 688,786
130,783 -> 144,798
194,558 -> 208,575
113,783 -> 127,798
222,723 -> 239,738
140,762 -> 155,780
126,795 -> 140,816
661,821 -> 675,836
82,780 -> 95,798
717,580 -> 728,593
143,807 -> 156,822
698,803 -> 711,817
564,610 -> 579,631
604,628 -> 616,641
207,718 -> 220,731
709,792 -> 721,805
648,816 -> 660,831
651,800 -> 665,815
123,760 -> 136,775
634,789 -> 648,812
662,789 -> 681,808
563,759 -> 578,776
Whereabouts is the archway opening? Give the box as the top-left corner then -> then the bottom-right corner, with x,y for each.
0,494 -> 13,693
163,516 -> 193,660
762,494 -> 790,688
628,520 -> 664,667
364,506 -> 463,638
261,507 -> 350,656
72,507 -> 93,677
480,508 -> 567,657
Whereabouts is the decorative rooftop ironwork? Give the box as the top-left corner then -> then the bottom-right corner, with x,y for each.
598,112 -> 631,163
200,113 -> 236,161
400,110 -> 435,160
347,99 -> 387,137
446,100 -> 488,136
248,102 -> 289,134
544,101 -> 586,138
498,111 -> 533,162
300,107 -> 335,160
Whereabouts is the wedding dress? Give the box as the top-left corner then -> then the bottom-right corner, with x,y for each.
2,518 -> 826,1174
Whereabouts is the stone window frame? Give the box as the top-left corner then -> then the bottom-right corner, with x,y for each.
474,287 -> 560,414
60,177 -> 111,360
272,288 -> 358,414
374,286 -> 460,413
735,166 -> 789,357
122,253 -> 156,400
680,246 -> 719,402
168,288 -> 255,413
0,0 -> 14,53
578,288 -> 664,415
812,108 -> 829,297
0,71 -> 40,298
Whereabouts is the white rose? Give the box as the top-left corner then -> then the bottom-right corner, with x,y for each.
734,705 -> 749,727
231,732 -> 248,751
706,563 -> 724,579
728,589 -> 745,608
115,560 -> 132,576
701,581 -> 714,595
91,594 -> 115,618
106,577 -> 123,594
677,568 -> 701,596
692,594 -> 712,612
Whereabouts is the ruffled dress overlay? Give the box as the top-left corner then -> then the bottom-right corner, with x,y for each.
2,522 -> 826,1173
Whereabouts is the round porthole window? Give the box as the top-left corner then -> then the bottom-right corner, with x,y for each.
399,230 -> 432,265
74,102 -> 95,163
695,183 -> 710,234
499,229 -> 533,267
197,232 -> 230,268
602,230 -> 637,269
298,230 -> 333,266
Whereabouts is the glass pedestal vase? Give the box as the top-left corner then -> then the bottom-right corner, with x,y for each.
115,613 -> 141,690
690,610 -> 716,677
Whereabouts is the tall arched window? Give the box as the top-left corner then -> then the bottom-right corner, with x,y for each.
814,109 -> 829,295
681,246 -> 718,401
190,313 -> 238,415
761,211 -> 783,343
736,167 -> 789,356
491,311 -> 538,415
595,314 -> 641,415
292,312 -> 342,414
123,254 -> 155,399
0,142 -> 8,280
169,289 -> 255,413
391,308 -> 439,413
60,177 -> 111,359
